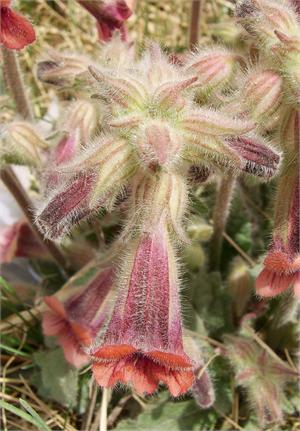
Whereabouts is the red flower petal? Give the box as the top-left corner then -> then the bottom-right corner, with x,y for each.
0,7 -> 35,50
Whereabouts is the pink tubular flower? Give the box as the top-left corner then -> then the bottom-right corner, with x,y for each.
256,176 -> 300,297
77,0 -> 132,41
43,267 -> 114,368
0,220 -> 47,263
91,219 -> 195,396
0,0 -> 35,50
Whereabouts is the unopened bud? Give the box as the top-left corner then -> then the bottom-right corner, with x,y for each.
186,48 -> 238,91
0,122 -> 47,166
63,100 -> 100,143
228,257 -> 252,317
242,69 -> 283,121
37,51 -> 90,86
186,216 -> 213,242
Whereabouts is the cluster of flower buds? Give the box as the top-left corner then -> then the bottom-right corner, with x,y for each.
38,41 -> 282,399
235,0 -> 300,297
0,121 -> 47,167
225,334 -> 299,424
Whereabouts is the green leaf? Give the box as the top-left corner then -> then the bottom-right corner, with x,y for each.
31,348 -> 78,408
0,400 -> 51,431
114,397 -> 219,431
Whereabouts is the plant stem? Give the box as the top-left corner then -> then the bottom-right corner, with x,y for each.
99,388 -> 111,431
0,168 -> 69,273
189,0 -> 201,48
1,47 -> 70,273
1,48 -> 33,120
210,175 -> 236,270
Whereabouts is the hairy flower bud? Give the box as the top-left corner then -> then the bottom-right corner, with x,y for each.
186,47 -> 238,92
37,51 -> 91,87
241,69 -> 283,121
63,99 -> 100,143
0,121 -> 47,166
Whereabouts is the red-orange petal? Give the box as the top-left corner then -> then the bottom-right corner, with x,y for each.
146,350 -> 193,369
0,7 -> 35,50
92,344 -> 136,361
70,321 -> 92,346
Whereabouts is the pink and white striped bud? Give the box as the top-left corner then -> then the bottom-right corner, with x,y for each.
225,334 -> 299,424
43,266 -> 114,368
90,218 -> 195,396
63,100 -> 100,143
185,47 -> 238,92
35,137 -> 137,240
136,121 -> 182,169
0,121 -> 47,167
241,69 -> 283,122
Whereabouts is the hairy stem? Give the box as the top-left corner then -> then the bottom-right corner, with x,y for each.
189,0 -> 201,48
1,48 -> 33,120
1,48 -> 69,272
210,175 -> 236,270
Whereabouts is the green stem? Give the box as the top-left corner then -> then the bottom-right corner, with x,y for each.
210,175 -> 236,270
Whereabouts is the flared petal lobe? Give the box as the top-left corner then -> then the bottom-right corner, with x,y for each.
43,267 -> 114,367
91,220 -> 195,396
0,5 -> 35,50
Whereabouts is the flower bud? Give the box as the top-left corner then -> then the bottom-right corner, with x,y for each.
37,51 -> 90,86
63,100 -> 100,143
0,121 -> 47,166
228,257 -> 252,318
225,334 -> 299,424
186,216 -> 213,242
186,48 -> 238,92
241,69 -> 283,121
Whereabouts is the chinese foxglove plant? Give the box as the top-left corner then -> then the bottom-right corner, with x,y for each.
35,41 -> 281,397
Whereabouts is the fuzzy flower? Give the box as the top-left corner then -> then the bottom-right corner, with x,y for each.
35,44 -> 281,241
0,220 -> 47,263
90,217 -> 195,396
76,0 -> 132,41
225,335 -> 299,424
43,266 -> 114,368
0,0 -> 35,50
256,175 -> 300,297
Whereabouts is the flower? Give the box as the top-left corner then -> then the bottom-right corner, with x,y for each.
0,0 -> 35,50
42,266 -> 114,368
76,0 -> 132,41
90,218 -> 195,396
0,220 -> 47,263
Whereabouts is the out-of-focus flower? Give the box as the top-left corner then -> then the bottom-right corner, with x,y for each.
0,220 -> 47,263
225,334 -> 299,424
91,219 -> 195,396
228,257 -> 252,318
43,267 -> 114,368
0,0 -> 35,50
0,121 -> 47,167
76,0 -> 133,41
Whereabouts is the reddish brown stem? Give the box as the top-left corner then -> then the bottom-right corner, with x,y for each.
1,47 -> 70,273
189,0 -> 201,48
210,175 -> 236,270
